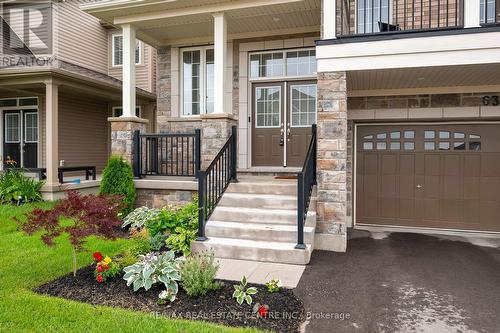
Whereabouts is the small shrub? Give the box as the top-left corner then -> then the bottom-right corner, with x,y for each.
123,251 -> 181,301
180,251 -> 221,297
92,252 -> 121,283
233,276 -> 257,305
166,226 -> 197,256
145,198 -> 198,237
265,278 -> 282,293
100,156 -> 135,216
20,190 -> 124,276
122,206 -> 160,230
0,168 -> 44,204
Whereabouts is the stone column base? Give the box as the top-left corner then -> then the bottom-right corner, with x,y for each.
108,117 -> 148,165
314,233 -> 347,252
200,113 -> 237,167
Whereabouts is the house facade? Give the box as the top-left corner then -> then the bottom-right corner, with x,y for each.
69,0 -> 500,257
0,0 -> 156,197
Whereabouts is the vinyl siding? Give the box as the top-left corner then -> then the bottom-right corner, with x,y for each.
55,0 -> 108,74
108,31 -> 156,93
58,94 -> 108,172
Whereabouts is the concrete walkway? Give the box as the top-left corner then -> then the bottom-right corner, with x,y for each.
294,232 -> 500,333
215,258 -> 305,288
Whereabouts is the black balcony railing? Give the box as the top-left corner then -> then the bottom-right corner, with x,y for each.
133,130 -> 201,178
196,126 -> 238,241
338,0 -> 465,36
296,124 -> 317,250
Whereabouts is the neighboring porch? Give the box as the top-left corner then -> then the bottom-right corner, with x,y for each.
0,70 -> 156,199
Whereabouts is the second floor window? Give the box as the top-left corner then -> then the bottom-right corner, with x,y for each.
112,35 -> 141,67
357,0 -> 390,33
480,0 -> 497,24
182,47 -> 214,116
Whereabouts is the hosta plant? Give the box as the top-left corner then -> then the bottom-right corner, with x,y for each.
233,276 -> 258,305
265,278 -> 282,293
122,206 -> 161,230
123,251 -> 181,301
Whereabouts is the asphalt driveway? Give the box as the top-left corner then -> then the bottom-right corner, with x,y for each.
294,233 -> 500,333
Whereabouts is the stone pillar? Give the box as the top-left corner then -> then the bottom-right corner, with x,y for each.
156,46 -> 171,132
108,117 -> 148,165
200,114 -> 237,168
315,71 -> 348,252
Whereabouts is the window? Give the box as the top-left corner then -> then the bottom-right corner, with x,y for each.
5,113 -> 20,143
250,48 -> 316,79
424,142 -> 435,150
291,84 -> 316,126
112,35 -> 141,66
480,0 -> 496,24
404,142 -> 415,150
0,97 -> 37,107
255,86 -> 281,127
363,142 -> 373,150
390,142 -> 400,150
24,112 -> 38,143
112,106 -> 141,118
286,50 -> 316,76
404,131 -> 415,139
376,142 -> 386,150
181,47 -> 214,116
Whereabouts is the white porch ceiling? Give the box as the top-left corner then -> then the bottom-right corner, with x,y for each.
348,64 -> 500,96
82,0 -> 320,46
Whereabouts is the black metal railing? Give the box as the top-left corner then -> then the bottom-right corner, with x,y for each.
196,126 -> 238,241
133,130 -> 201,178
338,0 -> 465,36
296,124 -> 317,249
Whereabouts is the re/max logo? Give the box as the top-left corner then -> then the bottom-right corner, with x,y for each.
0,1 -> 52,56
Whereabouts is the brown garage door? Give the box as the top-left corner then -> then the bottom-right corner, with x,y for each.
356,124 -> 500,232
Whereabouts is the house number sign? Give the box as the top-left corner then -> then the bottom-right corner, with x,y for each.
483,95 -> 500,106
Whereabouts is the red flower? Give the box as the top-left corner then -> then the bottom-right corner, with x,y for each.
96,274 -> 104,283
93,252 -> 104,262
97,264 -> 104,273
258,305 -> 268,318
102,264 -> 109,270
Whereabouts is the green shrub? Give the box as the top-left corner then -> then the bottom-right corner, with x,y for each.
166,226 -> 197,256
180,251 -> 221,297
0,169 -> 44,204
145,198 -> 198,237
100,156 -> 135,216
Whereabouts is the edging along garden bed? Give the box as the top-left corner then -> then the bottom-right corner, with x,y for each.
35,265 -> 305,333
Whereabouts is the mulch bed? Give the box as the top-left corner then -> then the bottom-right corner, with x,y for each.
35,265 -> 304,333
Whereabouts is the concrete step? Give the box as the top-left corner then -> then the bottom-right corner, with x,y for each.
191,237 -> 312,265
205,220 -> 316,243
227,181 -> 297,195
219,192 -> 316,210
210,206 -> 317,225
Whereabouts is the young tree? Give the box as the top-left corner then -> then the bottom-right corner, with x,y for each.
20,190 -> 124,276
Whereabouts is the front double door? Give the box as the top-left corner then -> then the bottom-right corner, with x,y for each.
3,110 -> 38,168
252,81 -> 317,167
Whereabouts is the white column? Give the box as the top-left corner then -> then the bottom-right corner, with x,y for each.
464,0 -> 481,28
121,24 -> 137,117
45,81 -> 59,186
213,12 -> 227,114
323,0 -> 336,39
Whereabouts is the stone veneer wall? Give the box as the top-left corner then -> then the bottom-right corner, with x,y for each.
156,46 -> 172,133
135,188 -> 196,208
109,118 -> 147,164
315,71 -> 348,252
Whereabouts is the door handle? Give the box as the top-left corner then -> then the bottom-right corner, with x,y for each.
416,184 -> 422,189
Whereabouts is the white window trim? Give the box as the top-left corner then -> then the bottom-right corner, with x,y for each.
23,112 -> 39,143
248,47 -> 317,82
111,34 -> 142,67
180,46 -> 214,117
112,106 -> 142,118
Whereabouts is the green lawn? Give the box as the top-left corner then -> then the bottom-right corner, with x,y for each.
0,203 -> 261,333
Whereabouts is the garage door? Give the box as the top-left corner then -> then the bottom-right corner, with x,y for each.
356,124 -> 500,232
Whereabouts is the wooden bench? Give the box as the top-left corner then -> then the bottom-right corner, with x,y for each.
9,166 -> 96,184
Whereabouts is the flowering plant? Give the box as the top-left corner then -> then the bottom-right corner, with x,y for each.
93,252 -> 120,283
